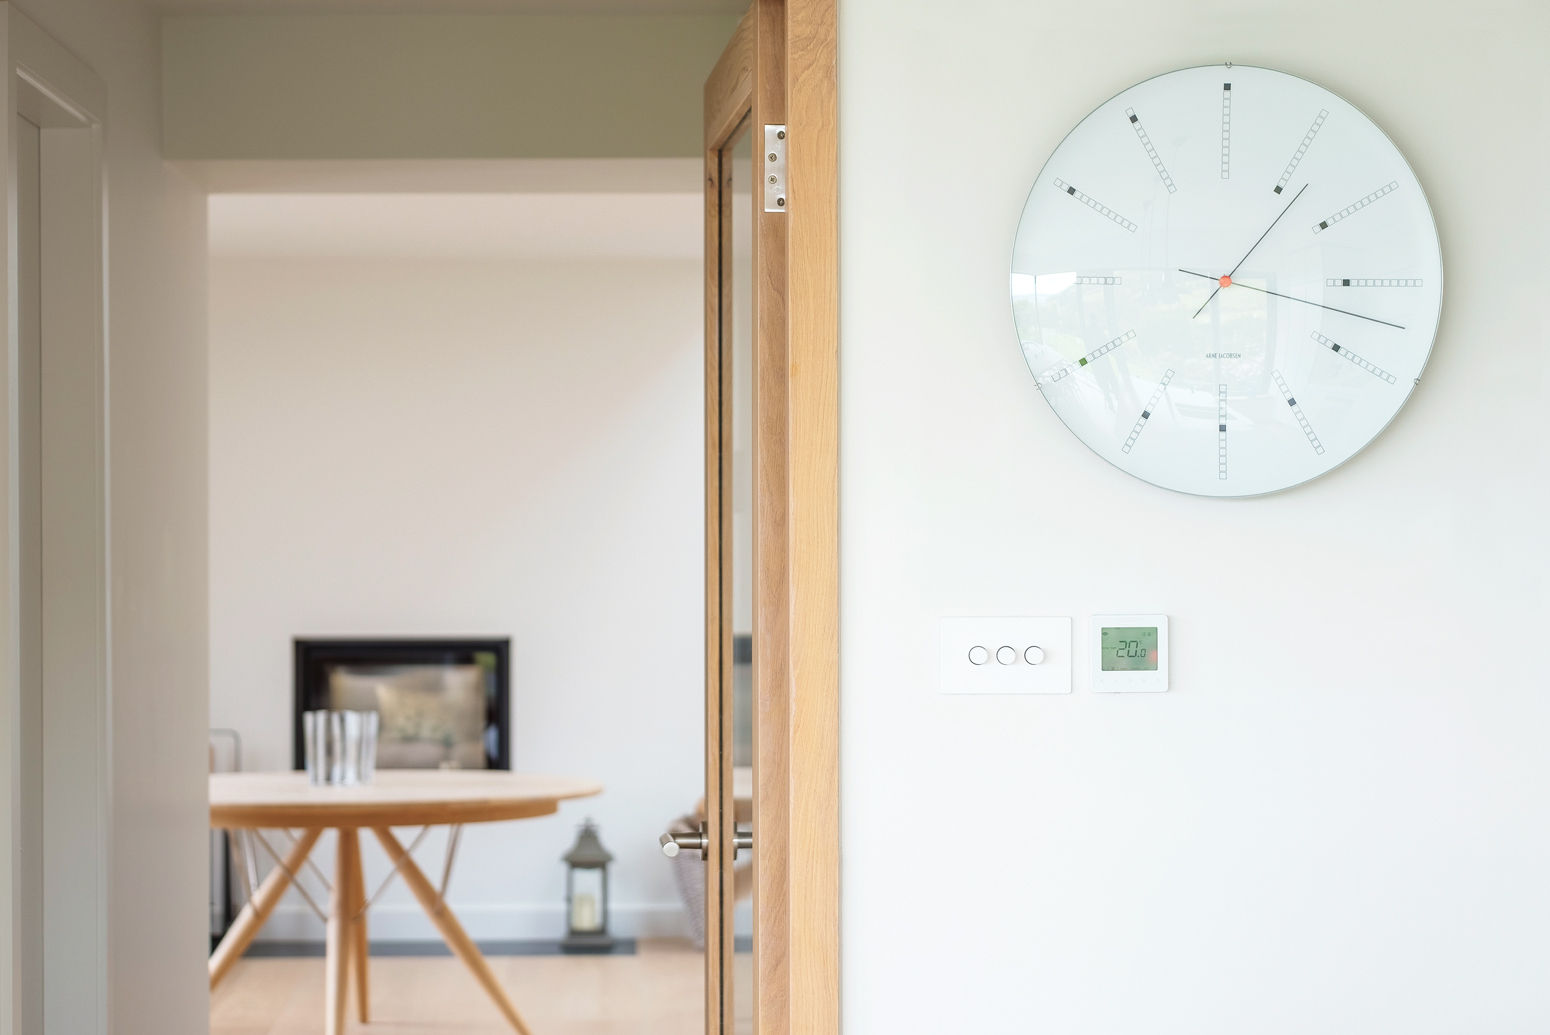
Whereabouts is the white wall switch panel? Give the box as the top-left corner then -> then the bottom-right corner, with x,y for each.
939,616 -> 1072,695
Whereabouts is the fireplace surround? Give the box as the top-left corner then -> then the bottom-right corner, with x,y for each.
293,638 -> 511,771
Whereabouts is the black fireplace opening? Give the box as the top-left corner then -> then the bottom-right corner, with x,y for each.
293,638 -> 511,771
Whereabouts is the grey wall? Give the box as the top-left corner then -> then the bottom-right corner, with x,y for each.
162,13 -> 740,159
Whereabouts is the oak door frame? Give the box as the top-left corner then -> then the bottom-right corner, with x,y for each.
703,2 -> 837,1032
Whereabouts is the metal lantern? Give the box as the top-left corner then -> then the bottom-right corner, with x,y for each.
561,819 -> 615,953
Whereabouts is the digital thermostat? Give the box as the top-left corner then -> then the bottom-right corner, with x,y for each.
1091,614 -> 1168,693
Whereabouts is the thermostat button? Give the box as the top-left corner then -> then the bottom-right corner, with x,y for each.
995,645 -> 1017,665
968,646 -> 990,666
1024,645 -> 1045,666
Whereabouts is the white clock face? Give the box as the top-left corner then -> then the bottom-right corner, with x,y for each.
1010,65 -> 1443,497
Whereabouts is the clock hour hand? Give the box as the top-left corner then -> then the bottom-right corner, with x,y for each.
1192,182 -> 1308,319
1177,268 -> 1406,330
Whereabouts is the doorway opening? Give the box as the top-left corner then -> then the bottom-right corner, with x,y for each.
204,161 -> 733,1032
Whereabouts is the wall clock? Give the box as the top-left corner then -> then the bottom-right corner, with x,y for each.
1010,64 -> 1442,497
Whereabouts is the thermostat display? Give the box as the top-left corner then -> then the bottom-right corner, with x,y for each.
1091,614 -> 1168,693
1100,626 -> 1158,672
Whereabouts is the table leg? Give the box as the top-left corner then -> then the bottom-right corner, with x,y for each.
210,827 -> 322,990
326,829 -> 357,1035
350,829 -> 370,1022
372,826 -> 534,1035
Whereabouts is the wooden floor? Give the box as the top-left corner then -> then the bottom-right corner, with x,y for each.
211,938 -> 752,1035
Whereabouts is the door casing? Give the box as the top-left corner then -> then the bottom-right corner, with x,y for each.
0,7 -> 111,1034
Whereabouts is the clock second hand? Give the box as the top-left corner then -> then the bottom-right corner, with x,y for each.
1177,268 -> 1407,330
1191,182 -> 1309,320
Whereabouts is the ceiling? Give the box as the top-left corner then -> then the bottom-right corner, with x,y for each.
156,0 -> 744,13
208,192 -> 703,262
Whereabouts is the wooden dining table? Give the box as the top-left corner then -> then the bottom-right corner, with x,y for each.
209,770 -> 601,1035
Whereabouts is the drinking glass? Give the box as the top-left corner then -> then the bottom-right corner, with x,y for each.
303,710 -> 328,785
359,711 -> 380,784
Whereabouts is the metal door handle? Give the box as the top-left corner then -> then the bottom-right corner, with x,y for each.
659,827 -> 754,858
660,829 -> 708,858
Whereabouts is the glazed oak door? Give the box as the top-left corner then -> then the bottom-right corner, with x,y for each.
697,5 -> 785,1033
676,2 -> 837,1032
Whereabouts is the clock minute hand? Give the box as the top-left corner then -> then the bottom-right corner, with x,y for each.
1177,269 -> 1406,330
1191,182 -> 1309,320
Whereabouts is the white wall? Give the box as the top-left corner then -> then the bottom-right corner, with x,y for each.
11,0 -> 210,1032
838,2 -> 1549,1032
208,248 -> 705,940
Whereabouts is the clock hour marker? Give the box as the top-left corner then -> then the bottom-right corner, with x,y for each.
1220,84 -> 1232,179
1217,384 -> 1228,480
1312,181 -> 1399,233
1121,369 -> 1175,454
1311,331 -> 1397,383
1273,370 -> 1325,455
1325,277 -> 1423,288
1052,177 -> 1138,232
1021,272 -> 1124,293
1274,108 -> 1328,193
1037,329 -> 1138,386
1125,107 -> 1177,193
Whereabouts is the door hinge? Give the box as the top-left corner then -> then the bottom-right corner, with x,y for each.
763,124 -> 787,212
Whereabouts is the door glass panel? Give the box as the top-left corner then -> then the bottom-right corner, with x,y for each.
722,118 -> 756,1035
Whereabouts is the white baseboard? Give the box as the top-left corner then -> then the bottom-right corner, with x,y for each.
253,902 -> 691,943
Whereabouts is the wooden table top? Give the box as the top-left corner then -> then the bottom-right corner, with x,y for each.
210,770 -> 603,829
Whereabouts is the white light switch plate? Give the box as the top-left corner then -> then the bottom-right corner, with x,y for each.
939,616 -> 1072,695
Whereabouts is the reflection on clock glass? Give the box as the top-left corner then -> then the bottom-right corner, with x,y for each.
1010,65 -> 1442,497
